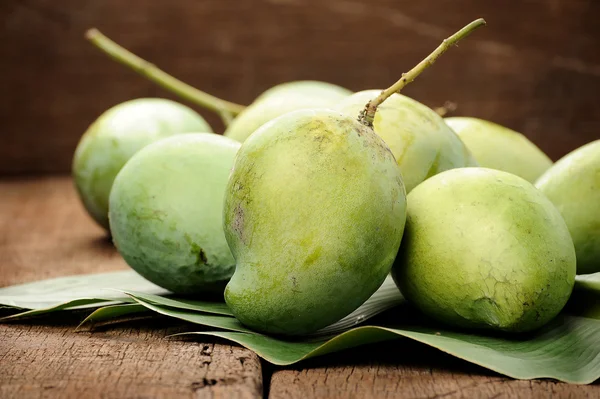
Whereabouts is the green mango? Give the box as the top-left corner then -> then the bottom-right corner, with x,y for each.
224,109 -> 407,335
73,98 -> 212,230
254,80 -> 353,103
445,117 -> 553,182
109,133 -> 239,295
335,91 -> 477,193
393,168 -> 576,332
224,82 -> 352,143
535,140 -> 600,274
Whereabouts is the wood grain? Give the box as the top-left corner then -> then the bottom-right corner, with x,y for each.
269,340 -> 600,398
1,177 -> 598,398
0,176 -> 121,286
0,321 -> 262,399
0,176 -> 263,399
1,0 -> 599,174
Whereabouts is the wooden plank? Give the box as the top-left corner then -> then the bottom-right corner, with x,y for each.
0,176 -> 263,399
1,0 -> 599,174
269,341 -> 600,398
0,176 -> 123,286
1,321 -> 262,399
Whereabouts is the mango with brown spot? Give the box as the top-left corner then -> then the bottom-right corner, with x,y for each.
223,109 -> 407,335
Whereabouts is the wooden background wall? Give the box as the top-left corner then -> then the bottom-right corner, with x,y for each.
1,0 -> 599,174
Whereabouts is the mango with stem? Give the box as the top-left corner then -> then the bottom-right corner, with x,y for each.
336,92 -> 477,193
223,19 -> 486,335
86,29 -> 351,132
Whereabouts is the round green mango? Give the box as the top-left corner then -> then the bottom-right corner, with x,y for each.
224,109 -> 407,335
73,98 -> 212,230
224,83 -> 351,143
393,168 -> 576,332
535,140 -> 600,274
445,117 -> 553,183
254,80 -> 353,104
335,91 -> 477,193
109,133 -> 239,295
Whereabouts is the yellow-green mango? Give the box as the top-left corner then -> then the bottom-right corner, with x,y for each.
393,168 -> 576,332
445,117 -> 552,182
224,82 -> 352,143
254,80 -> 353,103
224,109 -> 407,335
335,91 -> 477,193
109,133 -> 239,295
536,140 -> 600,274
73,98 -> 212,230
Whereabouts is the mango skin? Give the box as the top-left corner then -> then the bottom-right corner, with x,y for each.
535,140 -> 600,274
224,109 -> 407,335
445,117 -> 553,183
393,168 -> 576,332
335,91 -> 477,193
109,134 -> 239,295
224,83 -> 351,143
254,80 -> 353,103
73,98 -> 212,230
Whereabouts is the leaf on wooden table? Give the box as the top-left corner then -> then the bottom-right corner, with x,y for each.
76,303 -> 151,330
178,312 -> 600,384
3,270 -> 600,384
167,275 -> 600,384
122,291 -> 232,316
0,270 -> 168,320
0,298 -> 129,321
128,296 -> 253,333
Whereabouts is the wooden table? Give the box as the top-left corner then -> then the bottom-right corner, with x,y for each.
1,176 -> 598,398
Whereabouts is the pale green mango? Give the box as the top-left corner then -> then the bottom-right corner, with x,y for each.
109,133 -> 239,295
335,91 -> 477,193
393,168 -> 576,332
224,109 -> 407,335
445,117 -> 553,183
535,140 -> 600,274
224,83 -> 351,143
254,80 -> 353,103
73,98 -> 212,230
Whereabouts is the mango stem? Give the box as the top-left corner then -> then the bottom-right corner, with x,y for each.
358,18 -> 486,127
85,29 -> 246,125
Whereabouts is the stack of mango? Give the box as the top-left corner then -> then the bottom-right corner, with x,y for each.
72,19 -> 597,337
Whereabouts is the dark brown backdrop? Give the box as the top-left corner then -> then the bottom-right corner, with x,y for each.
1,0 -> 599,175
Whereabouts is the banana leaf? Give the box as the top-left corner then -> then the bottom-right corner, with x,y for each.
0,270 -> 168,320
2,271 -> 600,383
144,274 -> 600,383
122,290 -> 232,316
76,303 -> 151,330
176,313 -> 600,384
